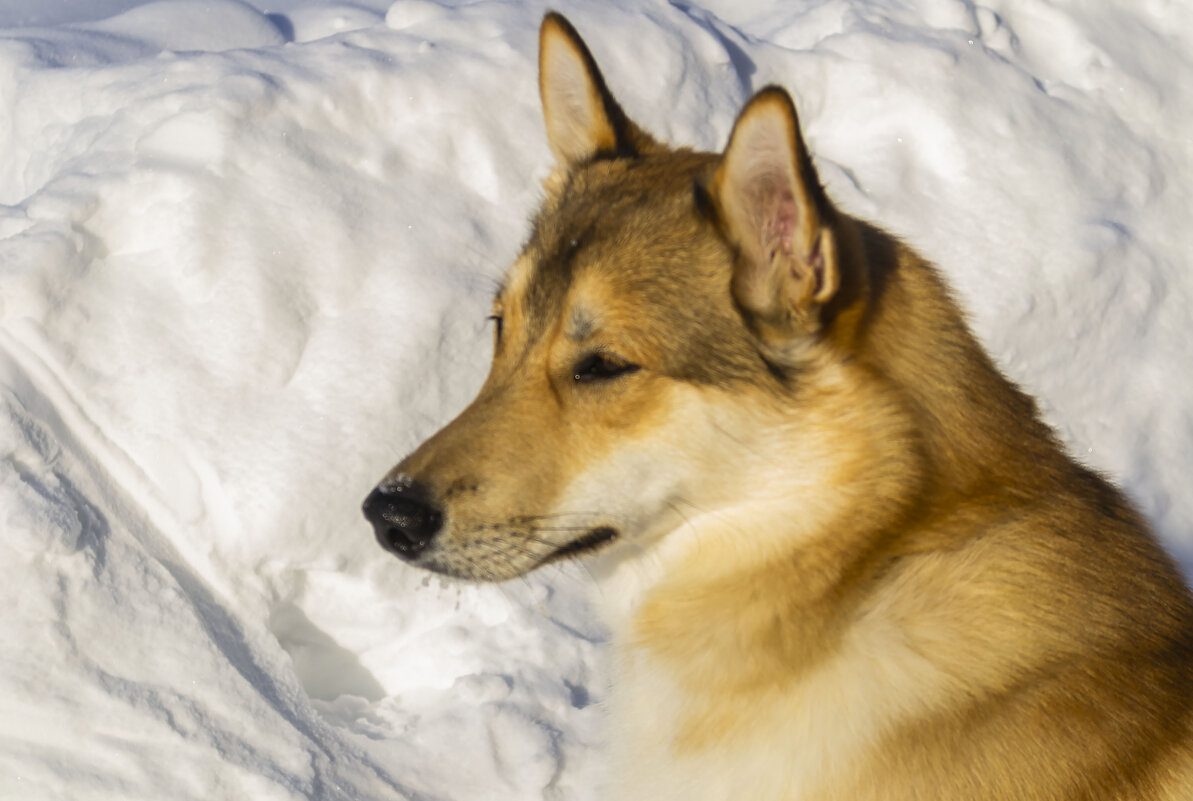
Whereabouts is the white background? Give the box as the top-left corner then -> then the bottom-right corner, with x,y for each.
1,0 -> 1191,798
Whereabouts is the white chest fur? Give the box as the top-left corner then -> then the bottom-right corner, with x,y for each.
589,562 -> 952,801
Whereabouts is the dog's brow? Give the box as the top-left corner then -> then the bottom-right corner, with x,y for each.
567,307 -> 595,341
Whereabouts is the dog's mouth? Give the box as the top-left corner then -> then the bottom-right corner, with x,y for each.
539,526 -> 618,566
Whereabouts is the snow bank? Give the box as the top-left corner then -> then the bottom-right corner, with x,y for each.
1,0 -> 1191,799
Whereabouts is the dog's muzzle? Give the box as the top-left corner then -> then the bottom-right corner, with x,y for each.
362,481 -> 443,561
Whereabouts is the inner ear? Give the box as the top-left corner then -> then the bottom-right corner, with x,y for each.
711,87 -> 839,342
538,12 -> 654,169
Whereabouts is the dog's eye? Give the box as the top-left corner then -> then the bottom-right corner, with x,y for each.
488,314 -> 503,345
573,352 -> 639,383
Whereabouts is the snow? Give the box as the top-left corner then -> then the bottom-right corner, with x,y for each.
1,0 -> 1190,799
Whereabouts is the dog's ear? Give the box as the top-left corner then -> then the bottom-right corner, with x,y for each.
538,12 -> 652,169
711,87 -> 839,347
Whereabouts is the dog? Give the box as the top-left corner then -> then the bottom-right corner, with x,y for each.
363,12 -> 1193,800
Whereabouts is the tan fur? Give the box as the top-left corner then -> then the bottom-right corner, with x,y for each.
367,12 -> 1193,800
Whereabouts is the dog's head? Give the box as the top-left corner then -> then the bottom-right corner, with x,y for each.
363,13 -> 893,582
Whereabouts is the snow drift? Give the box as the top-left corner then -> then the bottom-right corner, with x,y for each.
1,0 -> 1191,798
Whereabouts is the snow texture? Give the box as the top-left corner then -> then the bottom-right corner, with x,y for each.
1,0 -> 1191,798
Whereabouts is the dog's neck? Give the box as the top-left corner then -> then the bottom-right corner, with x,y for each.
585,368 -> 923,660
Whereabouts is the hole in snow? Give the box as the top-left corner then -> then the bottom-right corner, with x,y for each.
268,601 -> 387,703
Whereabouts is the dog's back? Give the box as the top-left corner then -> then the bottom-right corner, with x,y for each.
859,241 -> 1193,800
365,14 -> 1193,800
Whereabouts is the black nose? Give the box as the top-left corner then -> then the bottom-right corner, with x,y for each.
362,482 -> 443,560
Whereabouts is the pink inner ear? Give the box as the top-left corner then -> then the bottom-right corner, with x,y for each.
759,187 -> 797,259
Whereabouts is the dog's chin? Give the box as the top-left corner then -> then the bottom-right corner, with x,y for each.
414,526 -> 621,582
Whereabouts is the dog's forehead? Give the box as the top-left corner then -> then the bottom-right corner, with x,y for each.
501,151 -> 768,385
520,153 -> 721,312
